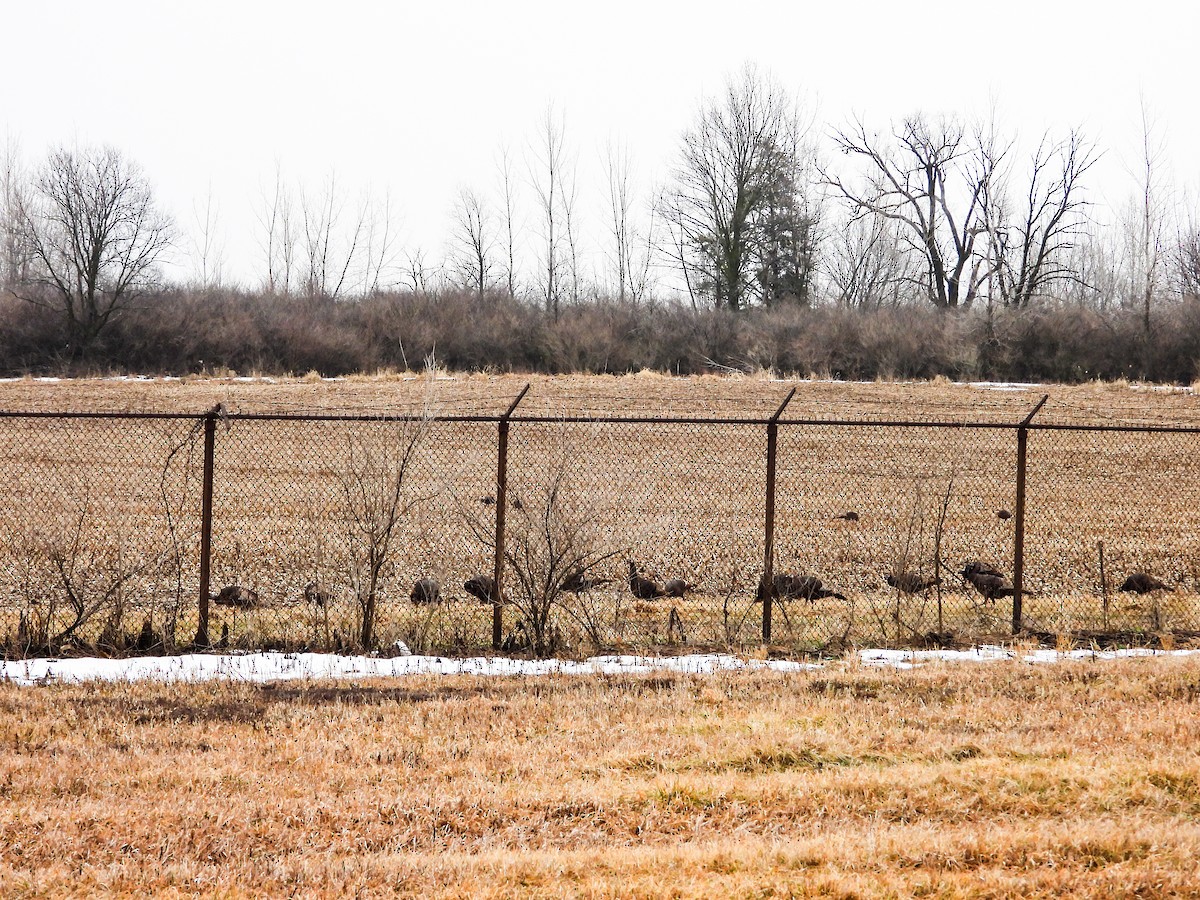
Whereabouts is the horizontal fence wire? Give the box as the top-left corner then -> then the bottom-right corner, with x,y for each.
1,398 -> 1198,659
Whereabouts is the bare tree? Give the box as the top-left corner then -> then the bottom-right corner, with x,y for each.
661,65 -> 815,311
14,145 -> 174,355
984,127 -> 1099,308
1123,97 -> 1169,333
827,212 -> 918,309
255,160 -> 298,295
299,170 -> 371,300
0,135 -> 32,289
496,143 -> 520,298
1171,195 -> 1200,298
360,190 -> 401,296
189,181 -> 226,289
448,187 -> 496,299
400,247 -> 438,296
529,104 -> 567,319
603,139 -> 660,302
825,114 -> 997,309
560,151 -> 583,304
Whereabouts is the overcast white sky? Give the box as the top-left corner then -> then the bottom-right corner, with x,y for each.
2,0 -> 1196,290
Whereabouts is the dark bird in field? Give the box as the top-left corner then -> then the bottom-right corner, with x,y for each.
511,495 -> 524,511
304,582 -> 333,607
136,618 -> 158,653
766,573 -> 847,603
832,511 -> 860,523
663,577 -> 692,598
997,509 -> 1013,521
628,561 -> 666,600
479,495 -> 496,506
562,569 -> 612,594
213,585 -> 260,609
1120,572 -> 1170,594
464,573 -> 496,604
960,561 -> 1014,602
410,577 -> 442,605
886,572 -> 943,595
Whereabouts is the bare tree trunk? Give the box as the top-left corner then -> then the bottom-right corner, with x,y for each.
530,105 -> 565,320
497,144 -> 519,299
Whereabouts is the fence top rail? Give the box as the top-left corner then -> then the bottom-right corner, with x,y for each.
2,408 -> 1200,433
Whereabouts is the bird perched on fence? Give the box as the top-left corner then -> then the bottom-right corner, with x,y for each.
886,572 -> 943,595
213,585 -> 259,609
464,573 -> 497,604
960,561 -> 1014,601
628,561 -> 666,599
764,573 -> 847,603
304,582 -> 333,608
1120,572 -> 1170,594
410,577 -> 442,605
562,568 -> 612,594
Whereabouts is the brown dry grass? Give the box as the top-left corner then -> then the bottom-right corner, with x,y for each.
3,658 -> 1200,897
2,374 -> 1199,654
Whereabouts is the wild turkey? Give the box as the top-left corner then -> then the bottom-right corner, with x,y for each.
1120,572 -> 1169,594
562,569 -> 612,594
997,509 -> 1013,521
663,577 -> 692,598
213,585 -> 259,609
832,511 -> 860,523
960,561 -> 1014,602
136,618 -> 158,653
768,573 -> 847,603
410,577 -> 442,605
304,582 -> 333,607
464,573 -> 497,604
886,572 -> 942,595
628,561 -> 665,600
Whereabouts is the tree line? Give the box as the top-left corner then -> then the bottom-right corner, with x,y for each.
1,67 -> 1198,379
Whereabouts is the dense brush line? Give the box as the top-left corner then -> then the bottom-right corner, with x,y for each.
3,288 -> 1200,383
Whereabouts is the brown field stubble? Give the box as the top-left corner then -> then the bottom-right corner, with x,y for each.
3,660 -> 1200,896
3,374 -> 1200,652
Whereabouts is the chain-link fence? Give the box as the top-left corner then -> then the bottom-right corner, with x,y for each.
2,390 -> 1199,658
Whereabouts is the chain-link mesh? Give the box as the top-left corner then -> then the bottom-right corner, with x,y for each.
774,423 -> 1017,650
0,414 -> 205,655
3,403 -> 1200,658
501,420 -> 765,654
1023,427 -> 1200,641
207,416 -> 497,655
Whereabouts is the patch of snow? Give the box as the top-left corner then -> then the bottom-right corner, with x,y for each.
861,644 -> 1200,669
963,381 -> 1041,391
0,652 -> 821,686
1128,383 -> 1195,393
5,645 -> 1197,686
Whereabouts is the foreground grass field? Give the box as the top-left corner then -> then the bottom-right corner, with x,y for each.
3,657 -> 1200,897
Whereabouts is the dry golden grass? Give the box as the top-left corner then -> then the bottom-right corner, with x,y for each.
2,374 -> 1199,653
3,658 -> 1200,896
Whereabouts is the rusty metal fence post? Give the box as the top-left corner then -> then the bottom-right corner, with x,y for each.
761,387 -> 797,644
194,404 -> 222,648
1012,394 -> 1048,635
492,385 -> 530,650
